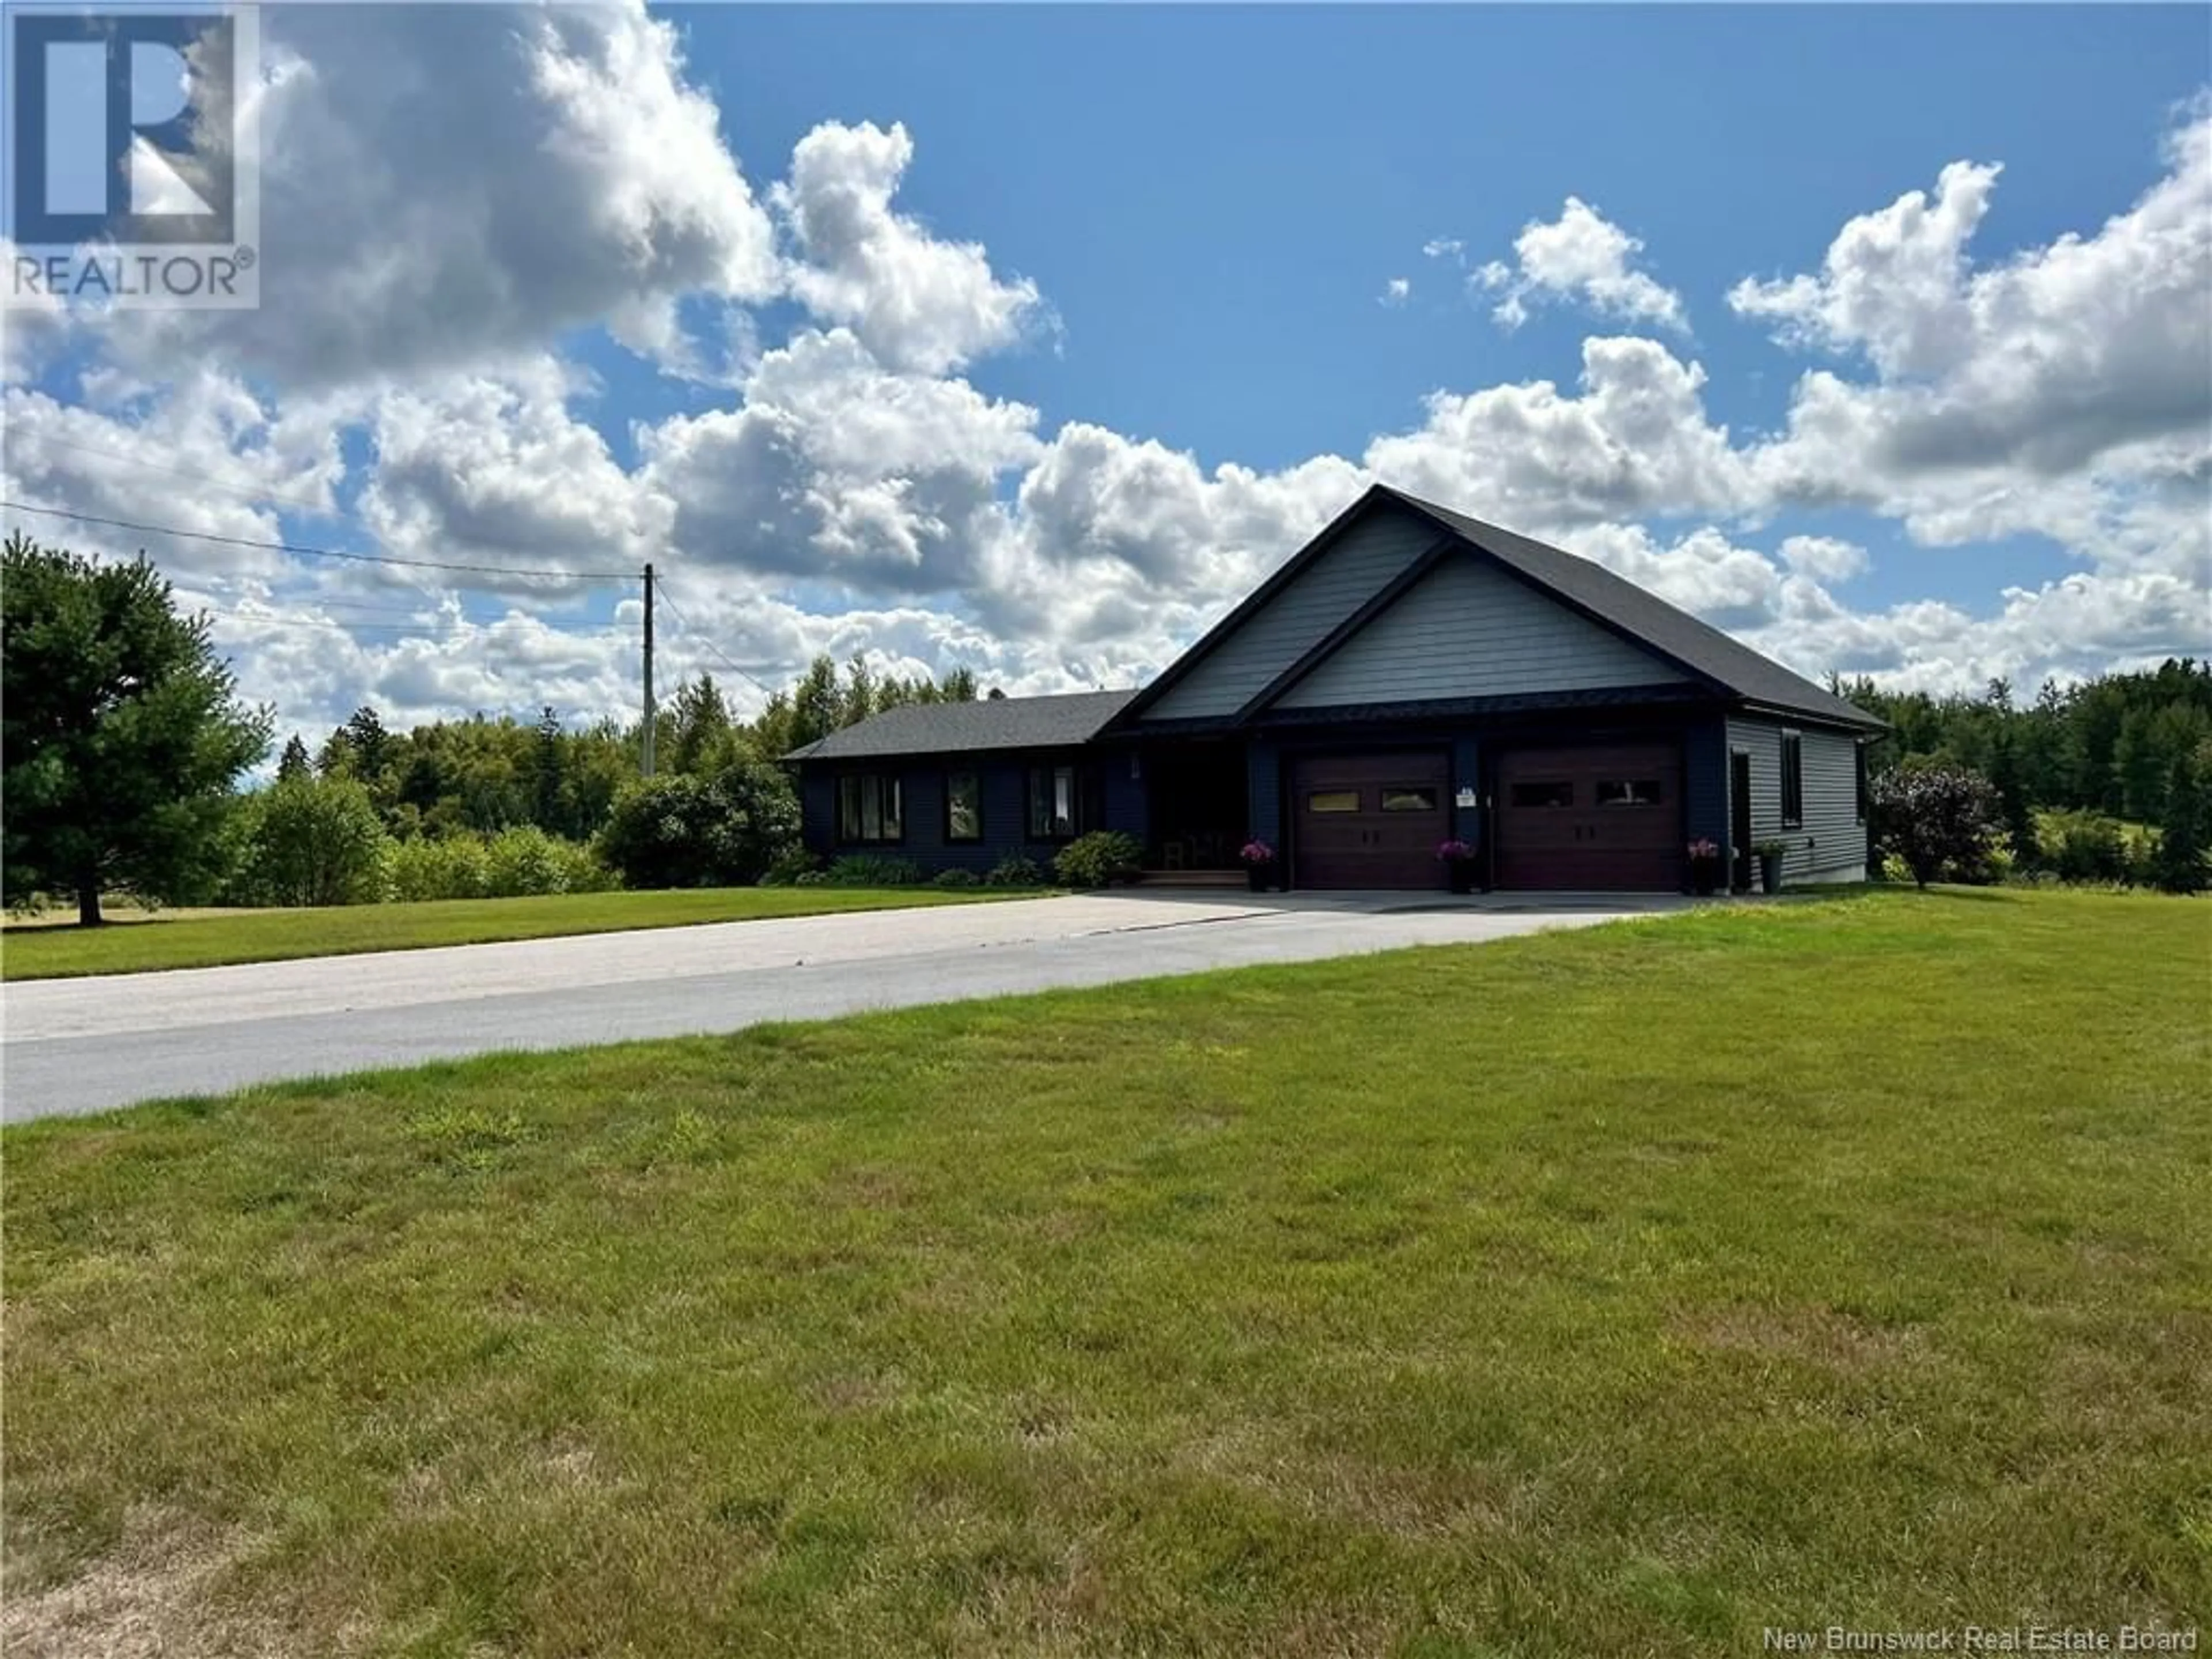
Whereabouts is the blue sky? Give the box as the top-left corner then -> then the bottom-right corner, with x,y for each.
5,3 -> 2207,733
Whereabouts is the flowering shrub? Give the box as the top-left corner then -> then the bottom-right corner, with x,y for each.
1435,839 -> 1474,862
1239,839 -> 1277,865
1687,838 -> 1721,861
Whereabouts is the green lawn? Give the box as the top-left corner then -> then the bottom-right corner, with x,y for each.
0,885 -> 1033,980
3,888 -> 2206,1657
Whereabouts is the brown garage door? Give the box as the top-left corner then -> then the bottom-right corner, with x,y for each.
1292,752 -> 1449,889
1494,742 -> 1683,891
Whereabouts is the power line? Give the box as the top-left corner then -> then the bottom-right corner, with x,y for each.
653,588 -> 777,699
1,499 -> 640,582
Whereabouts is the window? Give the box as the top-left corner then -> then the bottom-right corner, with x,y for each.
1854,741 -> 1869,824
1380,787 -> 1440,813
1306,790 -> 1361,814
1596,779 -> 1664,808
1027,765 -> 1078,839
1781,732 -> 1804,829
837,774 -> 903,844
945,771 -> 982,842
1510,781 -> 1574,809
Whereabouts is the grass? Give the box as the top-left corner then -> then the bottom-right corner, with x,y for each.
0,885 -> 1035,980
3,887 -> 2207,1656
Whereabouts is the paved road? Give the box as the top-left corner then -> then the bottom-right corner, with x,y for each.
2,892 -> 1678,1122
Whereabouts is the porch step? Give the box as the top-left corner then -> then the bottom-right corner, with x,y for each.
1136,869 -> 1246,888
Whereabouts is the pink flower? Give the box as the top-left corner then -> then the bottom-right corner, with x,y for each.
1239,840 -> 1275,864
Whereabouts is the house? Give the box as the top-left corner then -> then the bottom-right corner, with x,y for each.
785,484 -> 1885,892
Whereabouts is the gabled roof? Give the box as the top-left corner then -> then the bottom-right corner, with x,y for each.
1113,484 -> 1883,733
1381,488 -> 1883,730
783,688 -> 1138,762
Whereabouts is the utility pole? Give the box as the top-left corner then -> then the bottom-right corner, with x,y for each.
641,561 -> 656,778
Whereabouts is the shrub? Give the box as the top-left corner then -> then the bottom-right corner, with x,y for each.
551,838 -> 616,894
757,847 -> 822,888
824,854 -> 923,887
596,762 -> 801,889
230,775 -> 394,906
1053,830 -> 1143,889
1870,766 -> 2001,889
985,853 -> 1044,887
2040,810 -> 2133,886
482,825 -> 571,897
389,834 -> 488,902
931,868 -> 981,888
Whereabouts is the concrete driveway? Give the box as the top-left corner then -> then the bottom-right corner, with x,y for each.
1,891 -> 1685,1123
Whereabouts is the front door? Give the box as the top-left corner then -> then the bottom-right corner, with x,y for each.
1291,752 -> 1450,889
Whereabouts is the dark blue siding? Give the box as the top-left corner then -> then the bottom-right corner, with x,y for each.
802,750 -> 1149,878
1103,751 -> 1148,839
1245,741 -> 1283,855
800,771 -> 835,852
1450,734 -> 1482,850
1683,714 -> 1728,857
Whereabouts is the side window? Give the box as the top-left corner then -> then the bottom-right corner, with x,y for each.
1027,765 -> 1078,839
1781,732 -> 1804,829
1854,742 -> 1869,824
837,775 -> 904,844
945,771 -> 982,842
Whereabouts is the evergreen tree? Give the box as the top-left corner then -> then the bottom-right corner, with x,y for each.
277,733 -> 313,782
2152,752 -> 2206,895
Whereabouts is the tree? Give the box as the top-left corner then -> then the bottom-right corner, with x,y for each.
2,533 -> 271,925
2152,752 -> 2206,895
1985,722 -> 2036,868
790,654 -> 844,748
1871,766 -> 2002,888
276,734 -> 313,782
232,775 -> 393,906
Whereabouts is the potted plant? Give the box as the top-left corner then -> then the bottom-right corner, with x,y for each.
1436,838 -> 1477,895
1753,838 -> 1789,894
1687,837 -> 1724,896
1238,838 -> 1279,892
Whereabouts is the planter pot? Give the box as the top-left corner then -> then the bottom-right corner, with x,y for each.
1445,859 -> 1476,896
1247,863 -> 1276,893
1759,851 -> 1786,894
1689,858 -> 1723,897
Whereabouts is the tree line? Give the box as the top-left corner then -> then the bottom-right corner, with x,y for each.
1839,662 -> 2210,889
1,532 -> 976,922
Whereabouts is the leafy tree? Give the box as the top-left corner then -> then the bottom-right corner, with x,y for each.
596,762 -> 800,889
2152,752 -> 2206,895
2,533 -> 271,925
276,733 -> 313,782
1871,766 -> 2002,889
231,775 -> 393,906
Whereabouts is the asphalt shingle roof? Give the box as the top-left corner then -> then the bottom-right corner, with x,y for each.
1381,487 -> 1884,731
783,688 -> 1138,762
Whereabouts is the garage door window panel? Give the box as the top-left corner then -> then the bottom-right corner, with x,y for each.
1307,790 -> 1361,813
1511,781 -> 1574,809
1381,787 -> 1439,812
1596,779 -> 1664,808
